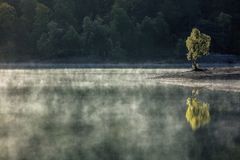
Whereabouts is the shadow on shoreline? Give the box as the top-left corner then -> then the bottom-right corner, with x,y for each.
154,67 -> 240,80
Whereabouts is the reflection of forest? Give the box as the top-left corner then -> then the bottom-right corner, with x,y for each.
186,96 -> 210,130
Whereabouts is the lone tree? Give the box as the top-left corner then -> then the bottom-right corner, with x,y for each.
186,28 -> 211,71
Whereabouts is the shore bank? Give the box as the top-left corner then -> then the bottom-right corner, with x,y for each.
151,67 -> 240,92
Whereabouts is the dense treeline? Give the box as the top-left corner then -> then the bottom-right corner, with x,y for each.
0,0 -> 239,61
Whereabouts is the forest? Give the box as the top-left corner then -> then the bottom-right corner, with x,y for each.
0,0 -> 239,62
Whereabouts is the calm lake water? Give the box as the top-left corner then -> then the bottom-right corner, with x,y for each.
0,69 -> 239,160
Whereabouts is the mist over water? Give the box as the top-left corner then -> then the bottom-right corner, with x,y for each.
0,69 -> 239,160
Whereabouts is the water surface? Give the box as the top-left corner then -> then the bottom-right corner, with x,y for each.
0,69 -> 239,160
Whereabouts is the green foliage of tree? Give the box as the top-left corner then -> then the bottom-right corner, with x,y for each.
20,0 -> 37,24
74,0 -> 114,20
216,12 -> 232,28
111,7 -> 132,35
90,18 -> 112,58
0,2 -> 16,42
81,16 -> 112,58
140,12 -> 169,47
176,38 -> 187,55
33,3 -> 50,31
17,0 -> 37,52
38,0 -> 54,8
215,12 -> 232,51
110,7 -> 138,55
160,0 -> 183,31
31,3 -> 50,50
37,21 -> 65,57
37,32 -> 51,56
0,0 -> 240,61
62,25 -> 81,55
53,0 -> 76,26
140,16 -> 156,45
186,28 -> 211,71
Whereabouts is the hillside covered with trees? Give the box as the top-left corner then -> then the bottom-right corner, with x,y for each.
0,0 -> 239,62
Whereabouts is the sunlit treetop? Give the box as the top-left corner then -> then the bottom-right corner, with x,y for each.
186,28 -> 211,61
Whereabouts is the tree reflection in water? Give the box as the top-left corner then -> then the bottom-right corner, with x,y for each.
186,89 -> 210,130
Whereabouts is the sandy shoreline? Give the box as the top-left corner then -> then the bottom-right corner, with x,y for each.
150,67 -> 240,92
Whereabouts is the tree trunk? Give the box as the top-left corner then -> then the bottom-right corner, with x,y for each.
192,60 -> 201,71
